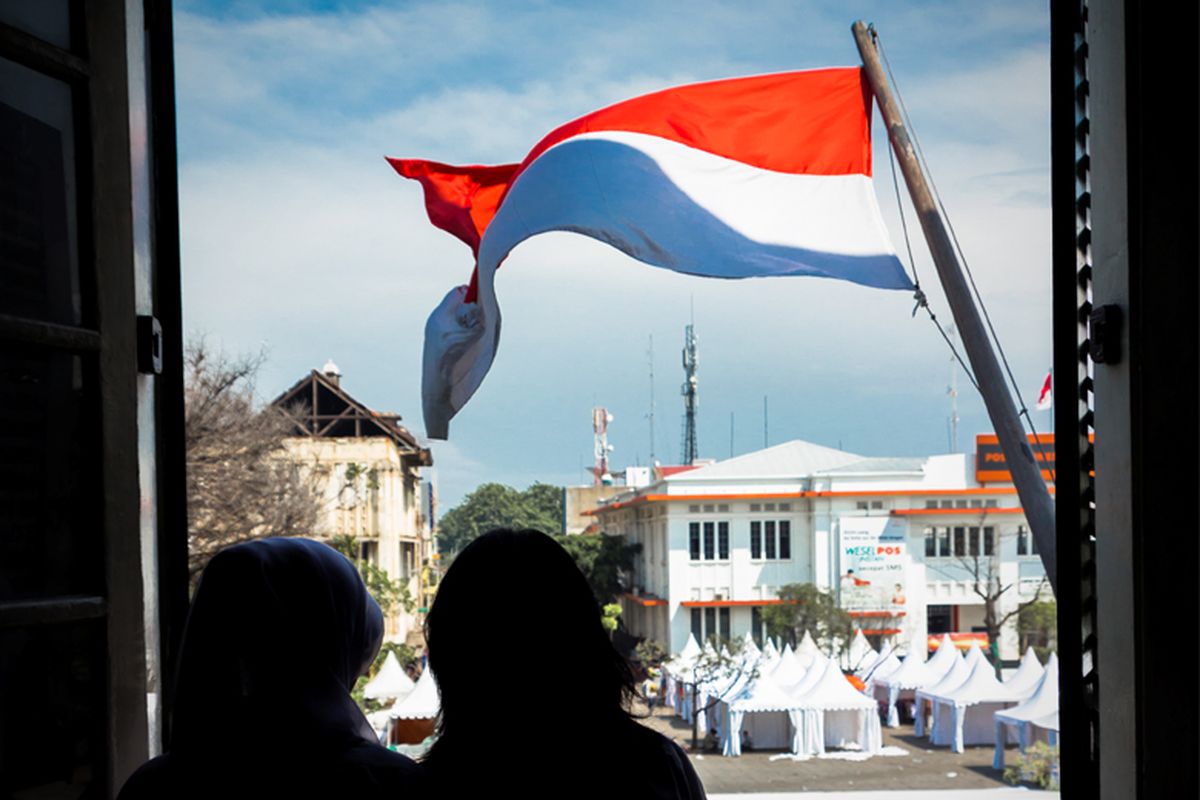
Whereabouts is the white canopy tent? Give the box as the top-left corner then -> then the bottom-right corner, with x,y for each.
994,653 -> 1060,769
768,644 -> 807,689
779,651 -> 828,699
913,643 -> 980,737
363,651 -> 416,701
389,665 -> 440,721
792,659 -> 883,757
874,651 -> 932,727
1002,648 -> 1046,697
741,632 -> 761,660
931,657 -> 1021,752
862,649 -> 902,692
720,674 -> 801,756
762,637 -> 780,661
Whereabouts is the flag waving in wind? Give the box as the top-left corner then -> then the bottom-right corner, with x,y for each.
391,68 -> 912,439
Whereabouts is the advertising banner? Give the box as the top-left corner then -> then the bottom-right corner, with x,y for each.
837,516 -> 910,614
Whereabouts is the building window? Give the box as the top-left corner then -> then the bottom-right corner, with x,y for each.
717,521 -> 729,560
749,503 -> 761,512
938,527 -> 951,556
703,522 -> 715,560
703,504 -> 714,513
717,504 -> 729,513
750,520 -> 762,559
870,500 -> 883,509
1017,525 -> 1030,555
956,499 -> 968,508
751,606 -> 763,645
691,608 -> 702,641
971,499 -> 983,508
855,500 -> 869,510
940,500 -> 953,509
926,500 -> 939,509
779,520 -> 791,559
705,608 -> 717,642
924,526 -> 937,557
764,502 -> 776,511
689,522 -> 701,560
969,526 -> 981,556
983,526 -> 995,556
779,503 -> 791,511
985,499 -> 998,508
764,521 -> 777,559
719,607 -> 731,640
954,526 -> 966,557
689,504 -> 700,513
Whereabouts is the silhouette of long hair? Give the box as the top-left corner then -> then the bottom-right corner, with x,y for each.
424,529 -> 636,766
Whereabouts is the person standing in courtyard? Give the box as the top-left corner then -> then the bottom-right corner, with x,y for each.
421,528 -> 706,798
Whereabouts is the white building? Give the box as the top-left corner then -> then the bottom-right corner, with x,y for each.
592,438 -> 1050,662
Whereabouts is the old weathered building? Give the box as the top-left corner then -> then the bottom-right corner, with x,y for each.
271,362 -> 434,643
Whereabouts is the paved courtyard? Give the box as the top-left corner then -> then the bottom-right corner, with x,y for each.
634,701 -> 1055,795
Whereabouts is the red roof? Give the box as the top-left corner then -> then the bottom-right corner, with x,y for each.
656,465 -> 699,478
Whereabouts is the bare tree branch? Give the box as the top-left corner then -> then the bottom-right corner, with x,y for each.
185,341 -> 324,583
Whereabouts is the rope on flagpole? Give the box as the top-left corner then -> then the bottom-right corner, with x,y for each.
874,25 -> 1055,483
884,98 -> 980,394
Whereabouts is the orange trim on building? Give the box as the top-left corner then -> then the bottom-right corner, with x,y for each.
587,485 -> 1057,514
622,592 -> 667,607
891,507 -> 1027,516
679,599 -> 790,608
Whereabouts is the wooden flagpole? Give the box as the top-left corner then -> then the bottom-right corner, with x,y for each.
852,21 -> 1058,592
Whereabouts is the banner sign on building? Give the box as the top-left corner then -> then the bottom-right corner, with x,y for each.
975,433 -> 1056,483
836,516 -> 910,614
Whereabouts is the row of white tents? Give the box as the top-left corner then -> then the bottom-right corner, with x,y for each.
662,630 -> 1058,768
663,631 -> 881,758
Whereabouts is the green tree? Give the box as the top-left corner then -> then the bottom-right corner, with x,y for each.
330,534 -> 414,616
553,532 -> 641,605
1018,599 -> 1058,662
760,583 -> 854,653
437,482 -> 563,554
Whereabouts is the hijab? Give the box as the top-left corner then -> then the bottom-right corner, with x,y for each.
169,538 -> 383,766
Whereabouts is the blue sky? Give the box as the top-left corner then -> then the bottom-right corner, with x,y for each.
174,0 -> 1052,510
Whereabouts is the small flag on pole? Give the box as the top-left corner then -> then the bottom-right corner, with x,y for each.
1035,371 -> 1053,411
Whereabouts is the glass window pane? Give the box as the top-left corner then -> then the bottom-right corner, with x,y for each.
751,606 -> 762,644
702,522 -> 714,560
688,522 -> 700,560
969,526 -> 980,556
778,520 -> 790,559
924,527 -> 936,557
0,621 -> 106,797
0,344 -> 101,599
717,521 -> 729,560
938,527 -> 951,556
0,1 -> 74,50
764,521 -> 776,559
1018,525 -> 1028,555
0,58 -> 83,326
718,607 -> 730,640
953,526 -> 966,557
750,520 -> 761,559
704,607 -> 716,641
983,527 -> 995,556
691,608 -> 702,641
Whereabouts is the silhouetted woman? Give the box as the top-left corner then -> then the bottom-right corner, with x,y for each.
422,528 -> 706,798
118,538 -> 422,799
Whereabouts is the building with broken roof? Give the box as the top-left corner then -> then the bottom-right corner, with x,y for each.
270,361 -> 434,644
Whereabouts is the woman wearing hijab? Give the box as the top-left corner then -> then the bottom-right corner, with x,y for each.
422,528 -> 706,798
118,538 -> 422,799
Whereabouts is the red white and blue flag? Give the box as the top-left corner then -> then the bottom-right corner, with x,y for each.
391,68 -> 912,438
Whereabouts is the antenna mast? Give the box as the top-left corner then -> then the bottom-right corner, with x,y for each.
680,323 -> 699,464
648,335 -> 657,463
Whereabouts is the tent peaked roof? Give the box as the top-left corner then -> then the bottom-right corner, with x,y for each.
741,632 -> 761,658
920,648 -> 970,699
867,650 -> 902,683
785,652 -> 829,697
879,650 -> 933,689
847,630 -> 875,669
679,633 -> 702,661
363,651 -> 416,701
926,634 -> 960,682
796,659 -> 876,711
1002,648 -> 1045,697
997,653 -> 1060,725
940,655 -> 1018,706
762,637 -> 780,660
769,645 -> 807,687
389,666 -> 440,720
730,674 -> 802,713
795,630 -> 821,667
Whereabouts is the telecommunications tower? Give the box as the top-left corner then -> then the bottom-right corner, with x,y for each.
680,324 -> 698,464
592,407 -> 614,485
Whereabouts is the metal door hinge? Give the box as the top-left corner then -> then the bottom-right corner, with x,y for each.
137,315 -> 163,374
